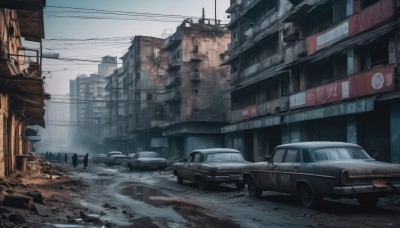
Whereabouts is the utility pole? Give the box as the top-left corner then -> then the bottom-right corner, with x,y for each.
215,0 -> 217,25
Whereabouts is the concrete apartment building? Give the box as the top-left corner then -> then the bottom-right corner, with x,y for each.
101,20 -> 231,158
162,18 -> 231,158
0,0 -> 47,176
223,0 -> 400,162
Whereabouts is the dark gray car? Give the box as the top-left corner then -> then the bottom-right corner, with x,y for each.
243,142 -> 400,208
173,148 -> 250,190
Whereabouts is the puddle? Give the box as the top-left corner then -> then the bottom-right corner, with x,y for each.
120,184 -> 240,228
91,179 -> 114,186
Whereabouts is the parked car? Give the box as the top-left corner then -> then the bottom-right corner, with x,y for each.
92,153 -> 107,164
172,148 -> 250,190
242,141 -> 400,208
77,153 -> 86,163
127,151 -> 167,171
107,151 -> 123,157
104,154 -> 128,166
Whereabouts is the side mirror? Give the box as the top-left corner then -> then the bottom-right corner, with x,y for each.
263,156 -> 270,162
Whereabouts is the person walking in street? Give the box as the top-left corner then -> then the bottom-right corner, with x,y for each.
64,153 -> 68,163
72,153 -> 78,168
83,153 -> 89,169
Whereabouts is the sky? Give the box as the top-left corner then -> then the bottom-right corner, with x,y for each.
41,0 -> 231,96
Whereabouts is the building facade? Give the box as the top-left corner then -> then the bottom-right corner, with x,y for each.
70,73 -> 108,153
0,0 -> 47,176
223,0 -> 400,162
162,19 -> 231,159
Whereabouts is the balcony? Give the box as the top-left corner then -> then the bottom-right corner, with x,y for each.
226,0 -> 242,13
164,30 -> 182,49
165,89 -> 181,103
165,74 -> 181,88
190,52 -> 202,61
306,0 -> 394,54
190,72 -> 201,82
167,59 -> 181,71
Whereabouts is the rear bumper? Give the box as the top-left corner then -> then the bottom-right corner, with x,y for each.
332,184 -> 400,195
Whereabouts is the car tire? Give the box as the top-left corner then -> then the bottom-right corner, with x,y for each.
177,175 -> 183,184
247,178 -> 262,198
236,181 -> 245,190
197,177 -> 206,190
298,183 -> 321,209
357,195 -> 379,208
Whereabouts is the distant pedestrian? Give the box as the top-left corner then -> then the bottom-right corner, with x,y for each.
72,153 -> 78,168
83,153 -> 89,169
64,153 -> 68,163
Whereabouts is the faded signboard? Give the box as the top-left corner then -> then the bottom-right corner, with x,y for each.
316,20 -> 349,51
241,105 -> 257,120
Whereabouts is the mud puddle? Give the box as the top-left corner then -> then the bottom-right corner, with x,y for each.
120,184 -> 240,228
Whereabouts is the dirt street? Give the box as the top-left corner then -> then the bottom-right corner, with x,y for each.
1,157 -> 400,228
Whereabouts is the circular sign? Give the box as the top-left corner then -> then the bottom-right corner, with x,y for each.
371,72 -> 384,90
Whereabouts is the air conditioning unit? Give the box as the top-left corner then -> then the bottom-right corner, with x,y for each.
282,25 -> 299,43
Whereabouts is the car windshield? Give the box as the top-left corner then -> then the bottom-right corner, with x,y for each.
139,152 -> 159,158
206,152 -> 244,162
312,147 -> 371,161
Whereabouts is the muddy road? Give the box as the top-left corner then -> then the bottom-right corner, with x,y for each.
71,164 -> 400,228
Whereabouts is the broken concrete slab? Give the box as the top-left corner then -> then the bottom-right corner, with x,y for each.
2,194 -> 34,210
26,191 -> 44,204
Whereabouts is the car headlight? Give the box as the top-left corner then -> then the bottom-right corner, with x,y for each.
340,170 -> 349,185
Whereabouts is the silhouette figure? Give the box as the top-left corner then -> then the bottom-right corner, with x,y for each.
72,153 -> 78,168
83,153 -> 89,169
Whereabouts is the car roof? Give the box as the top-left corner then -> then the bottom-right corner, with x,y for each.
191,148 -> 240,154
276,141 -> 362,149
110,154 -> 127,158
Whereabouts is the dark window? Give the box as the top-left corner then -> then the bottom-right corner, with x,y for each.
192,45 -> 198,53
283,148 -> 301,163
146,93 -> 153,101
193,153 -> 201,163
333,0 -> 347,23
273,148 -> 286,163
361,0 -> 380,9
370,41 -> 389,68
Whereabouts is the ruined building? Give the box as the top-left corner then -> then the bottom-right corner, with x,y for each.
163,19 -> 231,158
0,0 -> 48,176
223,0 -> 400,162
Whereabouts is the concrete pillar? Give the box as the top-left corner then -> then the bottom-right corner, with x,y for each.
346,0 -> 353,16
390,100 -> 400,163
346,115 -> 357,144
347,48 -> 354,75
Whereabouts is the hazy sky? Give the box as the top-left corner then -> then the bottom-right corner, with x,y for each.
42,0 -> 230,96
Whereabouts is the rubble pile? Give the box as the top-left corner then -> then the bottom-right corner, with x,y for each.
0,153 -> 95,227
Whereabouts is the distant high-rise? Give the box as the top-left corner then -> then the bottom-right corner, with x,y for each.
98,56 -> 118,76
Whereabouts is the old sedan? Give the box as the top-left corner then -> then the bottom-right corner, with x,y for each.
127,151 -> 168,171
243,142 -> 400,208
173,148 -> 250,190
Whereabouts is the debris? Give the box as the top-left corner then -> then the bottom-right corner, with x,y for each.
32,203 -> 49,216
26,191 -> 44,204
2,194 -> 34,210
8,213 -> 26,224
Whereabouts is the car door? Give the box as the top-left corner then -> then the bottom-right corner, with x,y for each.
259,148 -> 285,191
187,152 -> 202,181
180,153 -> 195,180
277,147 -> 302,194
